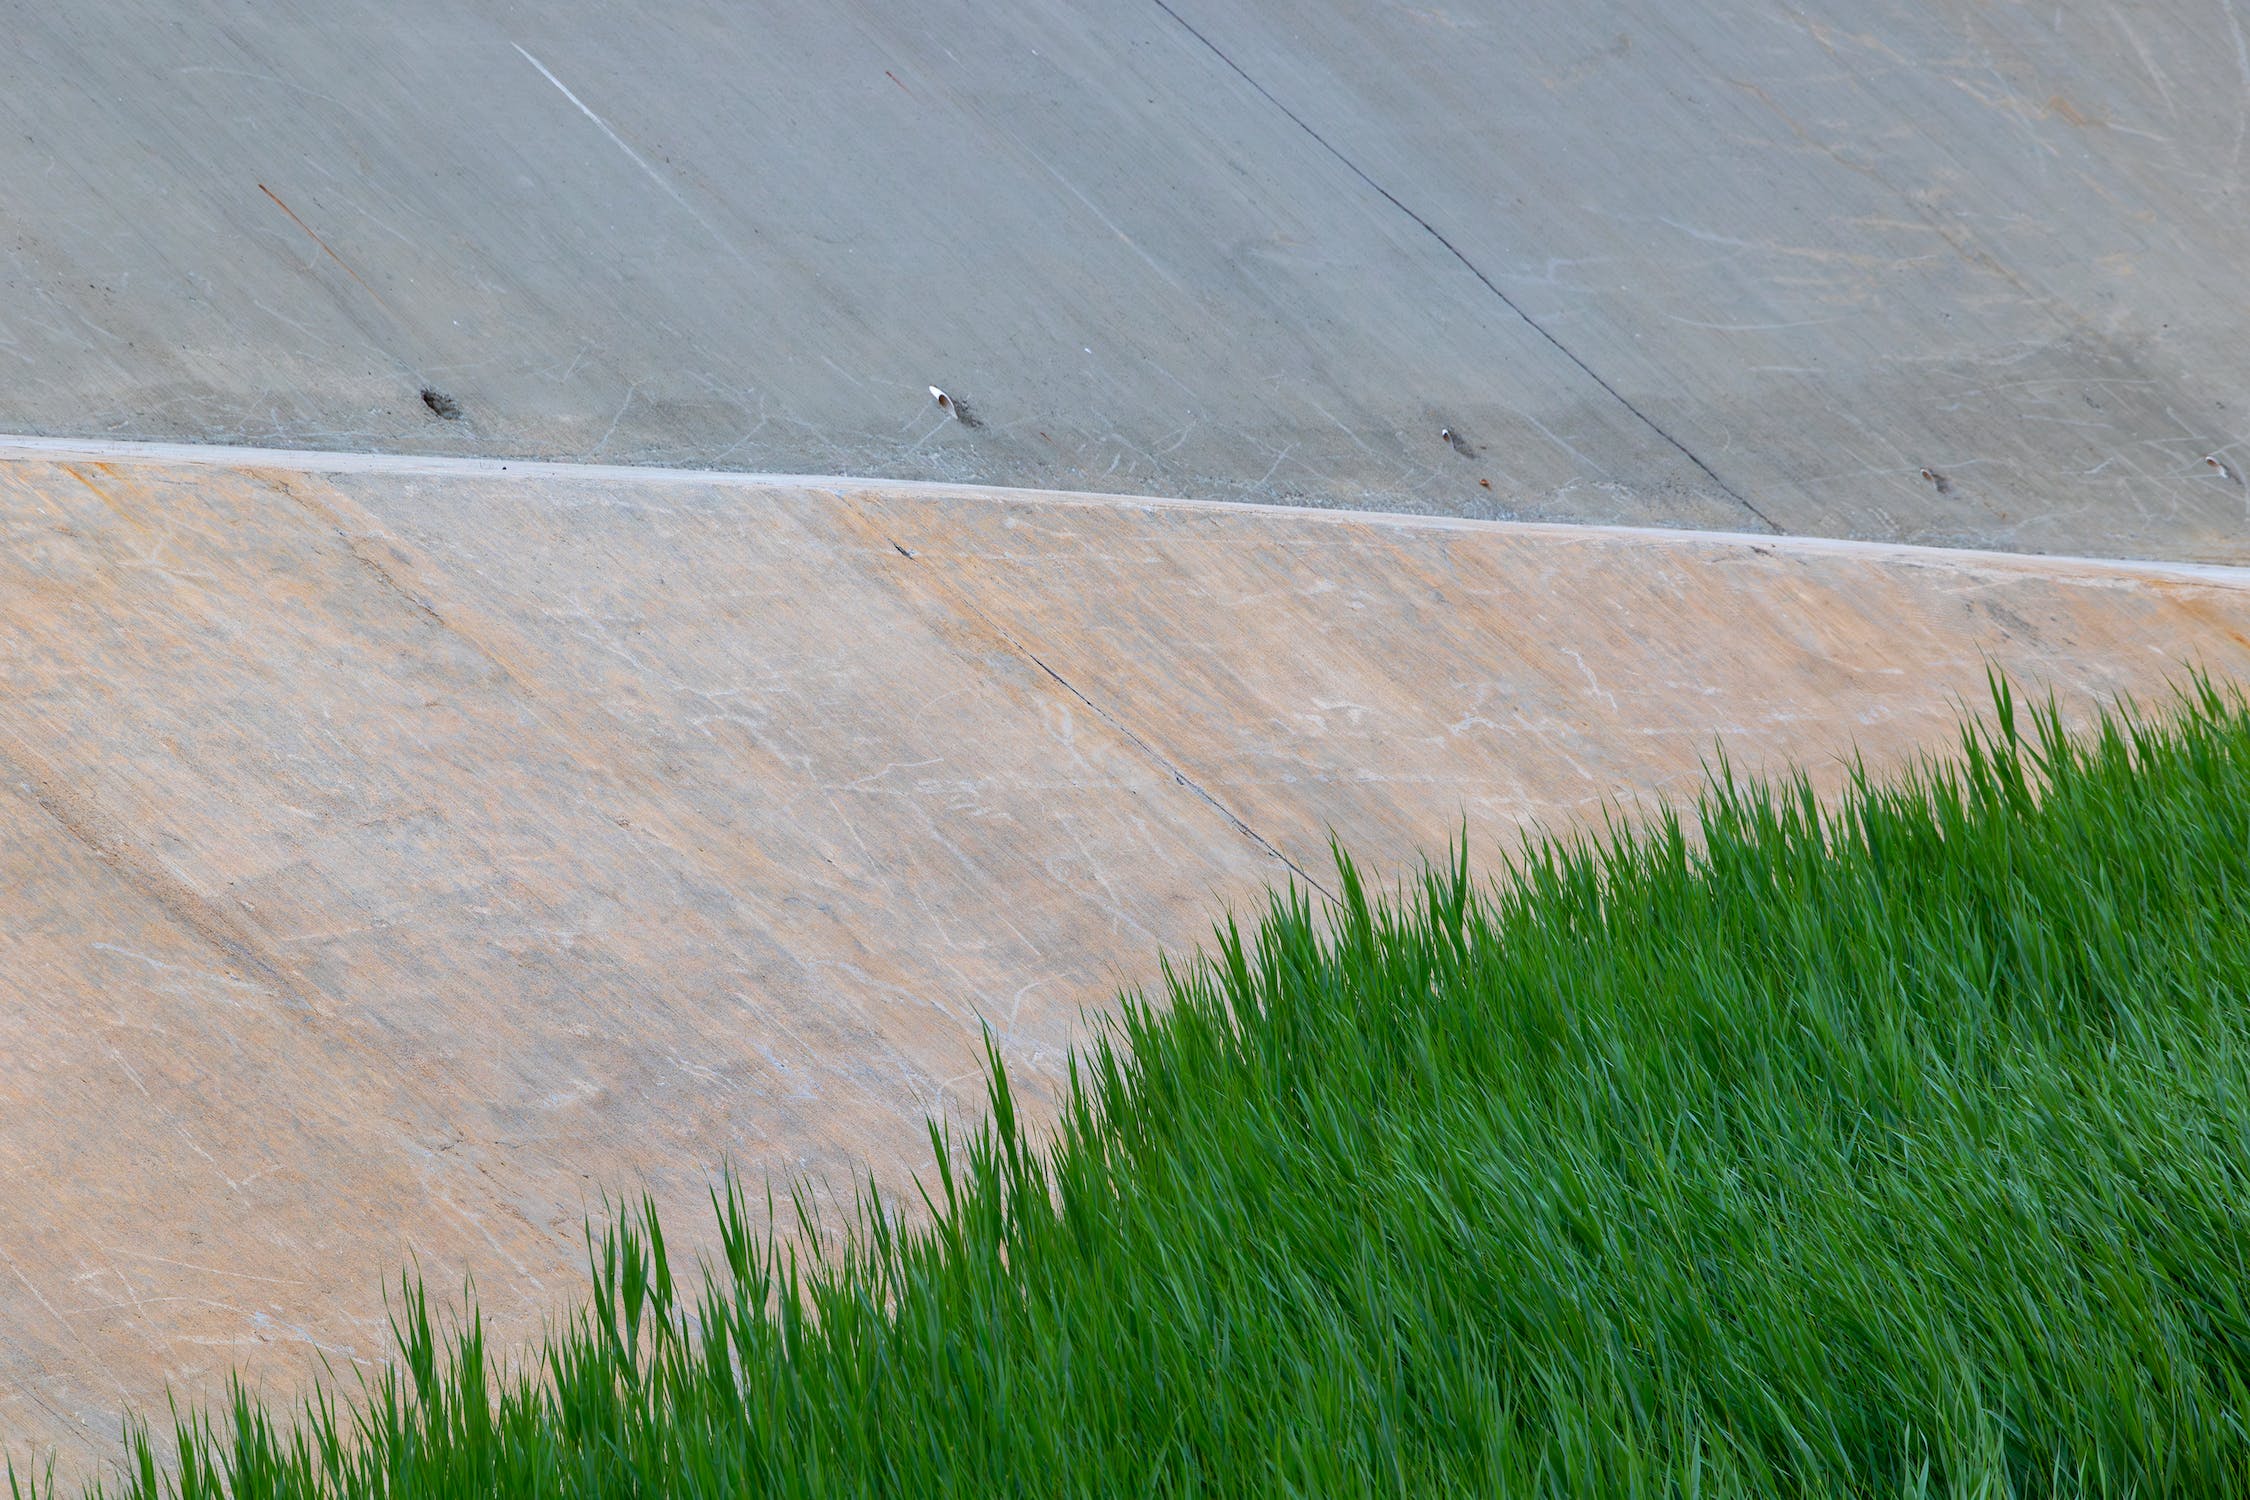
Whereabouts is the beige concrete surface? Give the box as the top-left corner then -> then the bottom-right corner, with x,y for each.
3,443 -> 2247,1476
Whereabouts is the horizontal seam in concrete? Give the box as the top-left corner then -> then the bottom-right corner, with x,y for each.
1,434 -> 2245,590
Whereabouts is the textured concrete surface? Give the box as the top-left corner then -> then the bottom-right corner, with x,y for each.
5,2 -> 2250,559
2,442 -> 2247,1473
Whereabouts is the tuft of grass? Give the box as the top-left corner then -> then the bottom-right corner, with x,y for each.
21,673 -> 2250,1498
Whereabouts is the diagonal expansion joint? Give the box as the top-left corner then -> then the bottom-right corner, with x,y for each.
1016,636 -> 1338,904
918,559 -> 1337,904
1145,0 -> 1781,535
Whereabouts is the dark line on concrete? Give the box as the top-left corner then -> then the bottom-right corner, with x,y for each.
0,728 -> 478,1149
912,545 -> 1335,901
263,477 -> 450,629
1146,0 -> 1783,535
1014,636 -> 1339,903
264,477 -> 568,731
0,738 -> 322,1014
259,183 -> 395,314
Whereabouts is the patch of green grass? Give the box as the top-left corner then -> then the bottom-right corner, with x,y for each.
25,674 -> 2250,1498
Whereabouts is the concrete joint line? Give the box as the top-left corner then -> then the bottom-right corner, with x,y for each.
0,434 -> 2244,588
937,580 -> 1337,904
1142,0 -> 1781,534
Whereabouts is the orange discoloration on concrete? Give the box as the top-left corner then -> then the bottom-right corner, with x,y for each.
3,452 -> 2245,1475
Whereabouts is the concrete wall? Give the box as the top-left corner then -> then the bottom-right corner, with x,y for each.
5,1 -> 2248,559
2,442 -> 2247,1471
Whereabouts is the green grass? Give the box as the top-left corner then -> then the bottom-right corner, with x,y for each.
24,674 -> 2250,1498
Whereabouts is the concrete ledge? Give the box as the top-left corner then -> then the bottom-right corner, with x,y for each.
4,434 -> 2245,588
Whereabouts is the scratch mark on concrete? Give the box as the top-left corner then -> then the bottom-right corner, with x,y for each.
1662,312 -> 1856,333
2219,0 -> 2250,176
0,1248 -> 75,1340
513,44 -> 749,262
257,185 -> 394,314
101,1249 -> 309,1287
1017,144 -> 1190,295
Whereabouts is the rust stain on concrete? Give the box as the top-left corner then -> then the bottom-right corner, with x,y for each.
2,452 -> 2246,1475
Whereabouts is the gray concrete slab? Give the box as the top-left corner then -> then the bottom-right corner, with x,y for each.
5,2 -> 2247,559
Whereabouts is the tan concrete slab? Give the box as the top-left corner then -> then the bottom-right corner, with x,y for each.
4,443 -> 2247,1475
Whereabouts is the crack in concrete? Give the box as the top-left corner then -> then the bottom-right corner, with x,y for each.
1145,0 -> 1783,535
1005,626 -> 1338,902
888,538 -> 1336,902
